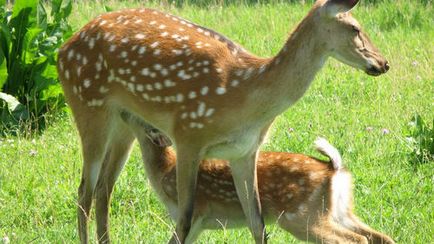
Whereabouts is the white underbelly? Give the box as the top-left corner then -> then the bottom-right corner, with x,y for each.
204,130 -> 261,160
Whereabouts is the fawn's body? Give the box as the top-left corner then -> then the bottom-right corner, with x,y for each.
125,116 -> 394,244
57,0 -> 388,242
129,118 -> 394,244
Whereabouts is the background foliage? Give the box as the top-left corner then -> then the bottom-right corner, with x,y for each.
0,0 -> 72,135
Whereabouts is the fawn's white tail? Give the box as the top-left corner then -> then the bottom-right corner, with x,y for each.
315,137 -> 343,170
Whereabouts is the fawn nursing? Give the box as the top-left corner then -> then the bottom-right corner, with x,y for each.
128,118 -> 394,244
57,0 -> 389,242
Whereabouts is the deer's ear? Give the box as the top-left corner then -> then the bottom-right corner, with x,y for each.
325,0 -> 359,17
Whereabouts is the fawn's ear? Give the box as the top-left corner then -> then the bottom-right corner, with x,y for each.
323,0 -> 360,17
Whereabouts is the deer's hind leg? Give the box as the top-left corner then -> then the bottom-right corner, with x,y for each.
73,106 -> 114,244
94,117 -> 135,243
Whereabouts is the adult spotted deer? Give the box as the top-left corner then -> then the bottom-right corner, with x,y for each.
57,0 -> 388,243
127,118 -> 394,244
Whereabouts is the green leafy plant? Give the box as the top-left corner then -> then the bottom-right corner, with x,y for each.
0,0 -> 72,135
405,114 -> 434,165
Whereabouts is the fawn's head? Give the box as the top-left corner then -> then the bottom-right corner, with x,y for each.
314,0 -> 389,76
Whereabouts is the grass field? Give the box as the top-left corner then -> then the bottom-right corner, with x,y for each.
1,0 -> 433,243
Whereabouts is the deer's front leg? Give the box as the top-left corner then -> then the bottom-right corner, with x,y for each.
230,151 -> 267,244
169,145 -> 202,244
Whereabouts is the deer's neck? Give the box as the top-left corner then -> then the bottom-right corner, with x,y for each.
247,15 -> 327,120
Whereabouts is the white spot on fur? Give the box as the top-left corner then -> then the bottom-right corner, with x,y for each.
190,122 -> 204,129
109,45 -> 116,52
141,68 -> 150,76
154,82 -> 162,90
99,86 -> 109,93
197,102 -> 206,117
83,79 -> 91,88
99,20 -> 107,26
161,68 -> 169,76
135,33 -> 145,39
138,46 -> 146,54
188,91 -> 197,99
176,93 -> 184,102
205,108 -> 215,117
121,51 -> 128,58
88,38 -> 95,49
87,99 -> 103,107
67,50 -> 74,60
136,84 -> 144,92
230,80 -> 239,87
164,79 -> 175,87
200,86 -> 209,96
216,87 -> 226,95
154,64 -> 162,70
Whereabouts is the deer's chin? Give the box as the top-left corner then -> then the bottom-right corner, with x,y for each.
365,66 -> 383,76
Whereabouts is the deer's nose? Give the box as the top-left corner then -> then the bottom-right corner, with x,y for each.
384,61 -> 390,72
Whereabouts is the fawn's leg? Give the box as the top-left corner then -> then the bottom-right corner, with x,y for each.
74,109 -> 112,244
310,221 -> 369,244
94,120 -> 135,243
230,151 -> 267,244
340,214 -> 395,244
278,215 -> 367,244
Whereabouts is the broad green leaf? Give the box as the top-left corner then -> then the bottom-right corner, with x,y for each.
23,27 -> 43,63
41,83 -> 63,102
11,0 -> 37,19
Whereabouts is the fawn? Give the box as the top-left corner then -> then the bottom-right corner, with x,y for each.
128,117 -> 394,244
57,0 -> 389,242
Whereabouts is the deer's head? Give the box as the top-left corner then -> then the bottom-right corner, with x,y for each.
316,0 -> 389,76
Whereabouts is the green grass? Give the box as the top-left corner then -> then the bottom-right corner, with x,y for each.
1,0 -> 433,243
